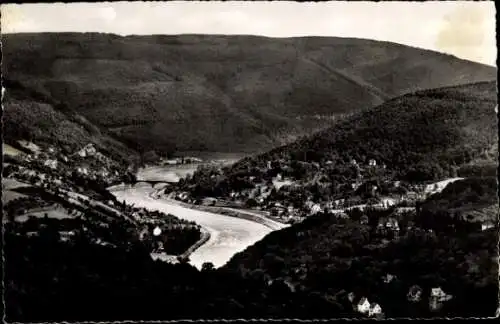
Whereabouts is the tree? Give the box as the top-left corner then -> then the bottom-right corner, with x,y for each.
202,262 -> 215,272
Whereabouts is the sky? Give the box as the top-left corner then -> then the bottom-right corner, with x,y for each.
1,1 -> 497,66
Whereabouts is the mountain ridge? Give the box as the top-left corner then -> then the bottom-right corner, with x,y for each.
2,32 -> 496,155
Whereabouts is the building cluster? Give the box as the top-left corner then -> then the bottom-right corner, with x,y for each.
347,293 -> 384,318
160,156 -> 203,166
406,285 -> 453,311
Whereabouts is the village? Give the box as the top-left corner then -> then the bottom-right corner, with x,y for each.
346,283 -> 453,318
3,140 -> 496,319
3,140 -> 203,260
169,157 -> 468,225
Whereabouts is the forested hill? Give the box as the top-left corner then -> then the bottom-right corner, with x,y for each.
2,33 -> 496,154
228,81 -> 498,183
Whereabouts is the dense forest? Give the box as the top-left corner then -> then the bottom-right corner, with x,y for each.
178,81 -> 498,200
418,177 -> 498,230
246,81 -> 498,182
223,207 -> 498,318
5,226 -> 361,322
3,33 -> 495,154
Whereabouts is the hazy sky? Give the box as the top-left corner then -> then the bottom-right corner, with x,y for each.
1,1 -> 497,66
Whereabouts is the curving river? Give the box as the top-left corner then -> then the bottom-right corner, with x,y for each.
110,164 -> 287,269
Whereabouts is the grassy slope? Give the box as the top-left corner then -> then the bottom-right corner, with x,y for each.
2,33 -> 496,154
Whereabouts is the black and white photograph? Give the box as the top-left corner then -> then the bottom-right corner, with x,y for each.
1,0 -> 498,321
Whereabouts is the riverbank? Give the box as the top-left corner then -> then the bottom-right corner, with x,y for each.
151,187 -> 287,231
179,227 -> 211,259
109,185 -> 280,269
177,203 -> 288,231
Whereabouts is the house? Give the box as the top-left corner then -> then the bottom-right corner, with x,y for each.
385,218 -> 400,231
76,167 -> 89,175
59,231 -> 75,242
177,192 -> 190,201
356,297 -> 371,314
380,197 -> 396,208
382,273 -> 396,284
44,159 -> 58,170
429,287 -> 453,311
377,217 -> 400,236
77,143 -> 97,157
368,303 -> 382,317
351,182 -> 362,190
164,159 -> 178,165
310,203 -> 322,215
430,287 -> 452,302
481,221 -> 495,231
407,285 -> 423,302
405,191 -> 418,200
270,206 -> 286,217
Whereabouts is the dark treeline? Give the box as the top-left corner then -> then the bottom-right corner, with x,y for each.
223,207 -> 498,318
5,225 -> 359,322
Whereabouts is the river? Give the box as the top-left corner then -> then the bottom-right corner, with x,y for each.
110,163 -> 287,270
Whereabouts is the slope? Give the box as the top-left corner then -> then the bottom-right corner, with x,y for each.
226,81 -> 498,183
2,33 -> 496,154
2,79 -> 139,166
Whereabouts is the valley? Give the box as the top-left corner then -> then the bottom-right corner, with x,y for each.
2,26 -> 498,321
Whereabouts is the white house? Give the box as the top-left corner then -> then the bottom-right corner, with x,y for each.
430,287 -> 452,302
44,159 -> 58,169
357,297 -> 371,314
310,203 -> 322,215
382,273 -> 396,284
76,167 -> 89,175
368,303 -> 382,317
380,197 -> 396,208
77,143 -> 97,158
481,222 -> 495,231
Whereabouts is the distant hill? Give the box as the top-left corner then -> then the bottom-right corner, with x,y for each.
2,33 -> 496,155
227,81 -> 498,183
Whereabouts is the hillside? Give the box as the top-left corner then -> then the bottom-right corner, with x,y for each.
419,177 -> 498,227
2,79 -> 139,166
221,206 -> 498,318
2,33 -> 496,154
225,81 -> 498,184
